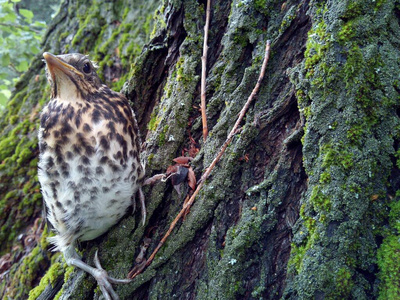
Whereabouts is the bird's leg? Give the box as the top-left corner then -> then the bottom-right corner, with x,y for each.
138,187 -> 146,226
64,246 -> 131,300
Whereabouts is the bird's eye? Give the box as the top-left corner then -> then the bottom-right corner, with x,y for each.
83,63 -> 91,74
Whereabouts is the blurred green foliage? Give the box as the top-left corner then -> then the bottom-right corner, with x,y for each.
0,0 -> 58,110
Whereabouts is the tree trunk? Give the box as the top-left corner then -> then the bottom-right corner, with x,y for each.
1,0 -> 400,299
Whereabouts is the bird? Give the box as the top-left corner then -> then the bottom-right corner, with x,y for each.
38,52 -> 146,300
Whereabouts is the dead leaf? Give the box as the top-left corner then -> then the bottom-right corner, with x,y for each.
173,156 -> 193,164
166,164 -> 178,175
188,167 -> 196,190
239,153 -> 249,162
370,194 -> 379,201
173,184 -> 181,195
189,144 -> 199,158
171,166 -> 188,186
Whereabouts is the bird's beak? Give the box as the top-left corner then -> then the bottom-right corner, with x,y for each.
43,52 -> 84,81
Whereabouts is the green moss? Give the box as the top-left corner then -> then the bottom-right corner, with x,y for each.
374,0 -> 386,11
338,21 -> 356,42
5,87 -> 28,120
343,45 -> 363,85
377,235 -> 400,299
288,243 -> 307,274
175,56 -> 197,87
16,148 -> 35,166
346,124 -> 365,144
296,89 -> 307,106
342,1 -> 363,19
0,135 -> 18,162
28,259 -> 64,300
279,5 -> 297,34
304,20 -> 328,76
377,197 -> 400,299
253,0 -> 274,16
148,109 -> 161,131
150,9 -> 167,39
233,31 -> 249,48
333,267 -> 354,298
288,203 -> 319,274
147,153 -> 154,165
319,171 -> 331,184
58,31 -> 70,41
7,239 -> 50,299
71,1 -> 101,47
158,125 -> 169,147
321,143 -> 354,170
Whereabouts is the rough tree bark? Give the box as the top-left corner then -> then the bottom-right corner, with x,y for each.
1,0 -> 400,299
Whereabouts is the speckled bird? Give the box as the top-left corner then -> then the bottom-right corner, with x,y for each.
38,52 -> 145,300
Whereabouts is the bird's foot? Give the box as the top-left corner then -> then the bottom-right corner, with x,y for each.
91,251 -> 131,300
66,248 -> 131,300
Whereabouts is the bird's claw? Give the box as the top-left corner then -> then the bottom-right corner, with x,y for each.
93,251 -> 132,300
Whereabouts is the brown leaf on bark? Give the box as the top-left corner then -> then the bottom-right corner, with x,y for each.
171,166 -> 189,186
166,164 -> 178,175
239,153 -> 249,162
173,156 -> 193,164
188,145 -> 199,158
173,184 -> 181,195
188,167 -> 196,190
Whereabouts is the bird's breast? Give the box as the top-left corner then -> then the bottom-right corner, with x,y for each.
38,98 -> 144,241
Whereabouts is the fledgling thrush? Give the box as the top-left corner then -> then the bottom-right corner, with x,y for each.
38,52 -> 145,300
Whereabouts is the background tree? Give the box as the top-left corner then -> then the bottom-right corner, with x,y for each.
0,0 -> 59,109
1,0 -> 400,299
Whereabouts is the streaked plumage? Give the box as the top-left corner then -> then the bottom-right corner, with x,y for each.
39,52 -> 145,300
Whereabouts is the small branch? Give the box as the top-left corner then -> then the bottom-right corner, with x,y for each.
201,0 -> 211,142
129,40 -> 271,279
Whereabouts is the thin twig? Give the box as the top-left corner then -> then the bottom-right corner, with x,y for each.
129,40 -> 271,279
201,0 -> 211,142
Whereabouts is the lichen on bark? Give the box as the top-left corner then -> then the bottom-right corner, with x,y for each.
286,1 -> 400,298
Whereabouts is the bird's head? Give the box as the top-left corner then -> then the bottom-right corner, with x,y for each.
43,52 -> 102,100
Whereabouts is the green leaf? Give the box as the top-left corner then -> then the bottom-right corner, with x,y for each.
1,3 -> 14,13
1,53 -> 10,67
0,26 -> 14,35
0,91 -> 10,107
3,13 -> 17,23
16,60 -> 29,72
30,45 -> 40,54
33,21 -> 47,28
11,0 -> 22,3
0,89 -> 11,99
19,9 -> 34,22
